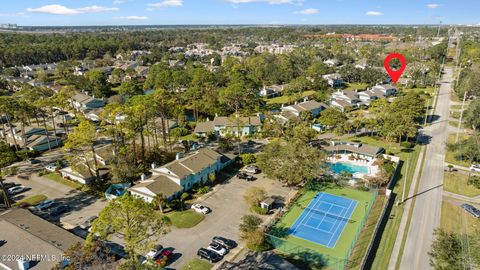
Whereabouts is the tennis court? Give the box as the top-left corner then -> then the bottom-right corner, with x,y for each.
289,192 -> 358,248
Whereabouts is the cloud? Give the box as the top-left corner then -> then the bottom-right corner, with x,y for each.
294,8 -> 319,15
27,5 -> 118,15
115,15 -> 148,20
366,11 -> 383,16
224,0 -> 303,4
0,12 -> 25,17
426,3 -> 439,9
113,0 -> 126,4
147,0 -> 183,8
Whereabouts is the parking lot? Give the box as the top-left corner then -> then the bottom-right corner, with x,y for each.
159,172 -> 294,269
4,172 -> 108,229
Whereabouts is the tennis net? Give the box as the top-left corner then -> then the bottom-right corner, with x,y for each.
304,207 -> 354,223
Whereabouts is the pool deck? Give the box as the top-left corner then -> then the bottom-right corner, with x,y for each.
327,155 -> 379,178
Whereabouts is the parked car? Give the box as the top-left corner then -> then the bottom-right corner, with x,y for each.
2,182 -> 18,189
197,247 -> 222,263
191,203 -> 211,214
207,242 -> 227,256
7,185 -> 28,195
45,163 -> 60,172
36,199 -> 56,211
50,205 -> 70,216
146,244 -> 163,259
470,164 -> 480,173
79,216 -> 98,230
28,158 -> 41,165
241,165 -> 260,174
237,172 -> 254,181
461,204 -> 480,218
212,236 -> 237,249
155,249 -> 173,265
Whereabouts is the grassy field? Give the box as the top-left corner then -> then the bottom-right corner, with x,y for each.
445,133 -> 472,168
269,185 -> 376,268
344,83 -> 368,91
441,201 -> 480,234
42,172 -> 88,191
444,172 -> 480,197
12,194 -> 47,206
180,258 -> 213,270
264,90 -> 316,105
348,195 -> 387,270
402,86 -> 435,95
167,209 -> 205,228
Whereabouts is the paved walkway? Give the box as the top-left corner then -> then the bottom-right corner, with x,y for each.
443,191 -> 480,204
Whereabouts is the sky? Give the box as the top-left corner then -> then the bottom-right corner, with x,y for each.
0,0 -> 479,26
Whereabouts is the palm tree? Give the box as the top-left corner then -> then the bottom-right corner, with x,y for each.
180,193 -> 189,211
153,193 -> 167,213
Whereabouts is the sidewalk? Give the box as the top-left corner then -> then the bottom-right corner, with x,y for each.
443,191 -> 480,204
387,144 -> 426,270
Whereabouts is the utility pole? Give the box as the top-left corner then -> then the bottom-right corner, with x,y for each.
455,91 -> 467,143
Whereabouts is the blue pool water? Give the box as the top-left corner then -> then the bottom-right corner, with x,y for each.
328,162 -> 369,174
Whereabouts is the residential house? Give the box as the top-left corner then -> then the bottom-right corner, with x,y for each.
324,141 -> 384,161
194,116 -> 262,137
83,107 -> 104,122
1,126 -> 62,151
330,90 -> 361,112
71,92 -> 105,112
218,251 -> 299,270
322,73 -> 344,88
357,84 -> 397,105
259,85 -> 284,98
0,208 -> 82,270
59,162 -> 109,185
129,148 -> 235,201
281,100 -> 327,118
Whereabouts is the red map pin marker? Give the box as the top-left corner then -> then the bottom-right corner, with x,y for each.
384,53 -> 407,83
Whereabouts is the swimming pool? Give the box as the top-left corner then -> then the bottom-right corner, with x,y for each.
327,162 -> 369,174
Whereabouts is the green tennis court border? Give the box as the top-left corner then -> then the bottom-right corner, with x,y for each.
267,185 -> 376,269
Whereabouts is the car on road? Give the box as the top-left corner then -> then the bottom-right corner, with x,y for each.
36,199 -> 56,211
191,203 -> 211,214
197,247 -> 222,263
7,185 -> 28,195
237,172 -> 255,181
470,164 -> 480,173
79,216 -> 98,230
28,158 -> 41,164
241,165 -> 261,174
207,242 -> 227,256
145,244 -> 163,259
50,205 -> 70,217
461,204 -> 480,218
212,236 -> 237,249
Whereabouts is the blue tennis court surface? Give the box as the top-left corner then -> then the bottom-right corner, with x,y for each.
288,192 -> 358,248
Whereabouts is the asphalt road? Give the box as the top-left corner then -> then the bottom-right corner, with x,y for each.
399,66 -> 453,269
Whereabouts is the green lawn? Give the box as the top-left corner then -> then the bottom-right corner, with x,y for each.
12,194 -> 47,206
179,133 -> 199,141
344,83 -> 368,91
444,172 -> 480,197
42,172 -> 87,191
265,90 -> 316,105
348,195 -> 387,269
402,86 -> 434,95
180,258 -> 213,270
441,201 -> 480,234
166,209 -> 205,228
445,133 -> 472,167
269,185 -> 376,267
